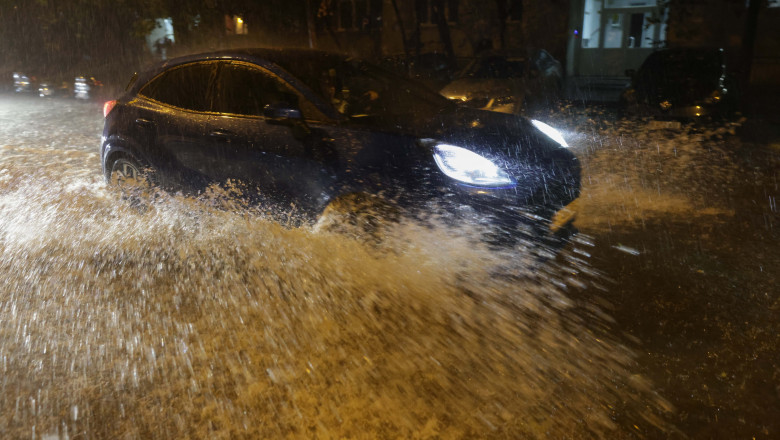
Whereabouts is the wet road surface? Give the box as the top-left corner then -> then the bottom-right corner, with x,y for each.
0,94 -> 777,438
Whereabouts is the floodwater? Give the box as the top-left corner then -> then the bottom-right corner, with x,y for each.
0,94 -> 777,439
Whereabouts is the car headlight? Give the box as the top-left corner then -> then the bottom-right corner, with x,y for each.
433,144 -> 514,187
531,119 -> 569,148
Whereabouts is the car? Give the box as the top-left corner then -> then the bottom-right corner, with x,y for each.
619,48 -> 738,121
378,52 -> 459,91
74,76 -> 103,100
439,50 -> 563,116
13,72 -> 35,93
100,48 -> 579,242
38,80 -> 70,98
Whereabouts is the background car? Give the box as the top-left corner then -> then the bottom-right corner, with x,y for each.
38,80 -> 71,98
619,48 -> 738,121
13,72 -> 35,93
74,75 -> 104,99
378,52 -> 459,91
101,49 -> 579,242
439,49 -> 563,116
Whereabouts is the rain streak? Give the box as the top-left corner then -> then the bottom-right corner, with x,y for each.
1,94 -> 777,439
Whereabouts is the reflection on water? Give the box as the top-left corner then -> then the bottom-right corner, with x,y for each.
0,169 -> 673,438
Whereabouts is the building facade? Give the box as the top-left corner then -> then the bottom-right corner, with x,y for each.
188,0 -> 779,103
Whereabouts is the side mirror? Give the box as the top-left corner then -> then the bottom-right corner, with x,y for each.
263,102 -> 302,122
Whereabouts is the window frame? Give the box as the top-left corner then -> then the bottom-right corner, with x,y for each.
211,61 -> 301,118
138,61 -> 219,113
211,60 -> 329,123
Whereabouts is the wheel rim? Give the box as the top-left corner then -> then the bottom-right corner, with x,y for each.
109,157 -> 156,212
111,158 -> 145,186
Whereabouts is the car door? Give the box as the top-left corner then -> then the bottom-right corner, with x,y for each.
134,61 -> 218,188
205,60 -> 337,212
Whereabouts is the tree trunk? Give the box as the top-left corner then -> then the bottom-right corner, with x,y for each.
306,0 -> 318,48
494,0 -> 508,50
390,0 -> 411,70
432,0 -> 456,68
739,0 -> 761,111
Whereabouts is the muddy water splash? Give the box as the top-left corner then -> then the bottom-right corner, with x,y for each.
0,96 -> 673,438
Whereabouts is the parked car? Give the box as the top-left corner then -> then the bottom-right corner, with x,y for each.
38,80 -> 71,98
439,50 -> 563,116
13,72 -> 35,93
74,76 -> 103,100
378,52 -> 459,91
101,49 -> 579,241
619,48 -> 738,121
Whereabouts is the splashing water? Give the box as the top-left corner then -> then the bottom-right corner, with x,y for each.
0,95 -> 677,439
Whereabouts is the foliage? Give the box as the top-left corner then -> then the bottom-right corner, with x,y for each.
0,0 -> 160,75
0,0 -> 309,77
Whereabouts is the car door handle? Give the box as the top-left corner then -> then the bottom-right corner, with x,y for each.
209,130 -> 235,142
134,118 -> 155,128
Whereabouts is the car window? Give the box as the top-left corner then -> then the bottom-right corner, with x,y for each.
276,58 -> 454,118
139,62 -> 217,112
212,62 -> 297,116
638,50 -> 721,92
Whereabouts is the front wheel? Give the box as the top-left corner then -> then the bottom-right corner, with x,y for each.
108,155 -> 157,210
313,193 -> 401,244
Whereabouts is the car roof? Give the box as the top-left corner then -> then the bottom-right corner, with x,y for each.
647,47 -> 724,59
167,47 -> 346,67
128,47 -> 348,94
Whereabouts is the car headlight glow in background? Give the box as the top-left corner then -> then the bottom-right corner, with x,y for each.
433,144 -> 514,187
531,119 -> 569,149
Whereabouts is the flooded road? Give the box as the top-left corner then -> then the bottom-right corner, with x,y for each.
0,94 -> 777,438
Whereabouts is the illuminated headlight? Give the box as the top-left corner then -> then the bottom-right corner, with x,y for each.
531,119 -> 569,148
433,144 -> 514,187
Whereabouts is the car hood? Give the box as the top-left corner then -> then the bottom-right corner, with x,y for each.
439,78 -> 524,101
350,106 -> 568,162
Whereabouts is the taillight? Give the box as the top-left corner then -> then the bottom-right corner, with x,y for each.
103,100 -> 118,118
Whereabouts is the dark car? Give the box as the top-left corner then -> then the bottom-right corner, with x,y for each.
378,52 -> 459,91
101,49 -> 579,241
439,50 -> 563,116
619,48 -> 738,121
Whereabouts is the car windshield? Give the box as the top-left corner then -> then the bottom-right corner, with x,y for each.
659,52 -> 722,82
638,50 -> 724,103
275,56 -> 455,118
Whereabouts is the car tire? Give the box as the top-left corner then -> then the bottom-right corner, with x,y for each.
108,155 -> 157,211
313,193 -> 401,244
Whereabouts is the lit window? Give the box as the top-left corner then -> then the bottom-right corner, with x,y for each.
226,15 -> 248,35
582,0 -> 603,48
235,16 -> 247,35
